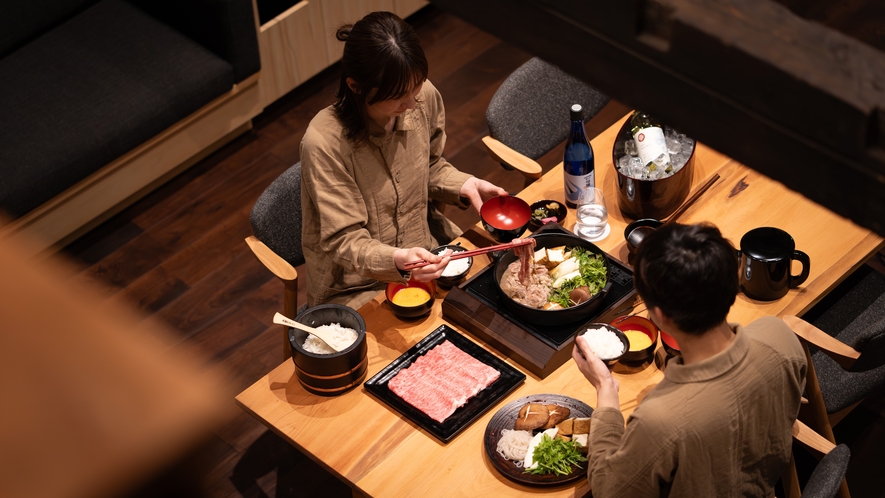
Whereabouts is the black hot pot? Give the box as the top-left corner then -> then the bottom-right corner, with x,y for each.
493,232 -> 612,326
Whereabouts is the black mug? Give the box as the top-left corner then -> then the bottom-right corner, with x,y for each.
737,227 -> 810,301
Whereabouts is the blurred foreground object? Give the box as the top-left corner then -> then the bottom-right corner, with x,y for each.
0,228 -> 230,498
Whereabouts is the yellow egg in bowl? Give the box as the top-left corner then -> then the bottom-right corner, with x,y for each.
386,279 -> 436,319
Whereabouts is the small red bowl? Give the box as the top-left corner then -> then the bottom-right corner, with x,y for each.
611,315 -> 659,362
480,195 -> 531,242
660,330 -> 682,357
386,279 -> 436,319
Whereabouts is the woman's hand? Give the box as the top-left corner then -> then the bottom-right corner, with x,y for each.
460,177 -> 508,214
393,247 -> 451,282
573,335 -> 621,410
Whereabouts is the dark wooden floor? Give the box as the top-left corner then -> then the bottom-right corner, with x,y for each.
61,6 -> 885,498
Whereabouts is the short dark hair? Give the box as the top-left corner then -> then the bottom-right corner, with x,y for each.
334,12 -> 428,146
633,223 -> 738,335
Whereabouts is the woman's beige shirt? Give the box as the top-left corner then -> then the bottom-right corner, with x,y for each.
300,81 -> 471,309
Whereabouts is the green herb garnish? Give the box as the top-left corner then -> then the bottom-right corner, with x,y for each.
549,248 -> 607,308
524,434 -> 588,476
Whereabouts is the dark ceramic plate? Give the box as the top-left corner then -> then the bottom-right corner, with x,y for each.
364,325 -> 526,443
484,394 -> 594,486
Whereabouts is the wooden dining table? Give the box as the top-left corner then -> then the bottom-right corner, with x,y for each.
235,113 -> 884,497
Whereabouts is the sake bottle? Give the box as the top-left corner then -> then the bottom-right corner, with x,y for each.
629,111 -> 671,172
563,104 -> 595,207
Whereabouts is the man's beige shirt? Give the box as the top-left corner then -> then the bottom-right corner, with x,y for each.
300,81 -> 471,309
587,316 -> 807,497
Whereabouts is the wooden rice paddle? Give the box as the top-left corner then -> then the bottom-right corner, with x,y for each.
273,312 -> 345,352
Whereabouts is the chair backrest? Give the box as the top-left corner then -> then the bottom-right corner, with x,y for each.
801,444 -> 850,498
486,57 -> 610,160
250,162 -> 304,268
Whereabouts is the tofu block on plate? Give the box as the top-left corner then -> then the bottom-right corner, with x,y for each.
573,417 -> 591,435
555,418 -> 575,435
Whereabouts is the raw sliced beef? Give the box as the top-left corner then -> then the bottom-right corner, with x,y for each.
388,340 -> 500,423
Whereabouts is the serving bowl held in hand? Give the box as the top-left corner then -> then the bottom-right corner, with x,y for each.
432,245 -> 473,288
576,323 -> 629,366
527,199 -> 568,232
480,195 -> 531,242
386,279 -> 436,319
610,314 -> 659,363
289,304 -> 368,396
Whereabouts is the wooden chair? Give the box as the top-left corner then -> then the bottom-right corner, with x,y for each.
245,162 -> 304,360
781,265 -> 885,497
783,420 -> 851,498
483,57 -> 610,187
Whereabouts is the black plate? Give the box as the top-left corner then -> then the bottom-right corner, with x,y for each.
484,394 -> 594,486
364,324 -> 526,443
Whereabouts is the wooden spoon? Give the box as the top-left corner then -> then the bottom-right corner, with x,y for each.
272,312 -> 345,352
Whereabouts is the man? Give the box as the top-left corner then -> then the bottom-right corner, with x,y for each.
573,223 -> 806,497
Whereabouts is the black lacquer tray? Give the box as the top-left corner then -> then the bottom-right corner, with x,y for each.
442,223 -> 638,378
363,324 -> 526,443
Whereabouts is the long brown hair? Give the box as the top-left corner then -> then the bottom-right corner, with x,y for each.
334,12 -> 428,146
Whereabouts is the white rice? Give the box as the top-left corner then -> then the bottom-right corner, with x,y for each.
580,326 -> 624,359
441,256 -> 471,277
301,323 -> 358,354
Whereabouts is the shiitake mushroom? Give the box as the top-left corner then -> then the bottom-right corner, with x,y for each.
569,286 -> 591,305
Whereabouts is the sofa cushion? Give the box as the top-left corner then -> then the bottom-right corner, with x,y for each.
0,0 -> 234,218
129,0 -> 260,83
0,0 -> 100,58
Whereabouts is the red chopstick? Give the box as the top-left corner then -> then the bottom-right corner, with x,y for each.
403,238 -> 534,271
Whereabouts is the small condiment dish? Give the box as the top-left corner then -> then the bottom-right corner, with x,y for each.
527,199 -> 568,232
289,304 -> 368,396
660,330 -> 682,357
432,244 -> 473,288
386,279 -> 436,319
576,323 -> 629,366
624,218 -> 663,254
610,314 -> 659,363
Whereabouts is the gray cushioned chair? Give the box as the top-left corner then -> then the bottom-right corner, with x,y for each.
801,444 -> 851,498
483,57 -> 611,186
783,420 -> 851,498
782,265 -> 885,498
246,162 -> 304,359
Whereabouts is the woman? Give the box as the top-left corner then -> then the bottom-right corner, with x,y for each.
300,11 -> 506,309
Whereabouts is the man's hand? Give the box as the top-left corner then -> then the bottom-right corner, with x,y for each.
573,335 -> 621,410
459,177 -> 508,214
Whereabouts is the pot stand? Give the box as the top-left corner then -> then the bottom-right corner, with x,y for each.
442,224 -> 638,378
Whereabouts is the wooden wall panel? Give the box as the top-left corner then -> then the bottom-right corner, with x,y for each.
258,1 -> 329,107
395,0 -> 428,19
320,0 -> 395,63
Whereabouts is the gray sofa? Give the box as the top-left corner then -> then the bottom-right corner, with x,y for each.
0,0 -> 259,234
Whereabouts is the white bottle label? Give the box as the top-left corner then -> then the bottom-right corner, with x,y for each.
564,170 -> 595,205
634,126 -> 669,167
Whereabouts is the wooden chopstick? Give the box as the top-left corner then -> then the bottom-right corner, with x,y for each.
403,238 -> 534,270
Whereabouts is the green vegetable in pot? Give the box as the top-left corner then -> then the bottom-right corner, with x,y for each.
549,248 -> 606,308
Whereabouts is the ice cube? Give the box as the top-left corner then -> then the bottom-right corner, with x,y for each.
624,139 -> 637,156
